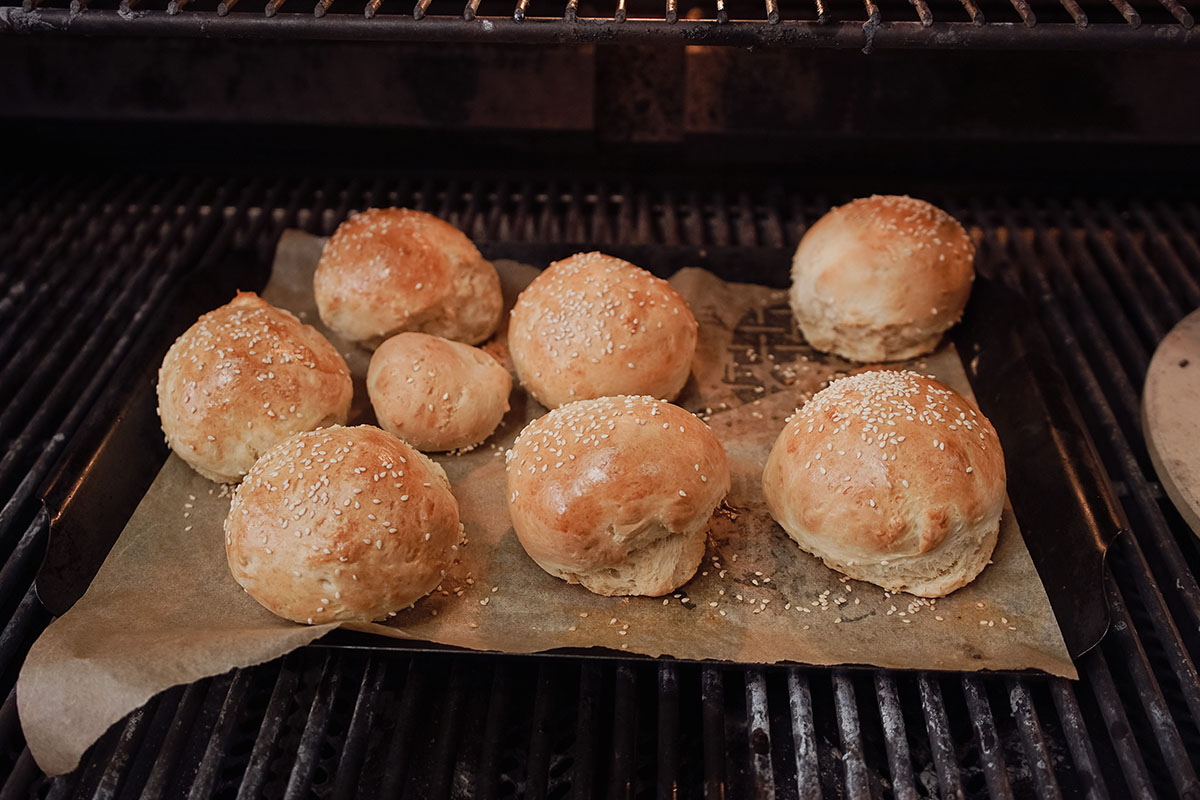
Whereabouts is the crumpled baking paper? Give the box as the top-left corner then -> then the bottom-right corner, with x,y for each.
18,230 -> 1074,776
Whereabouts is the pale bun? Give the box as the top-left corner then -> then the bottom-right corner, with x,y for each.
505,396 -> 730,597
314,208 -> 503,348
761,370 -> 1005,597
157,292 -> 352,484
789,195 -> 975,362
508,252 -> 698,409
367,332 -> 512,452
225,425 -> 462,624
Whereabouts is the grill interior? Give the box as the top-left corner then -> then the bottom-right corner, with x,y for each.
1,175 -> 1199,798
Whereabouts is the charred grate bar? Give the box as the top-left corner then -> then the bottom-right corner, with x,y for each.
0,177 -> 1198,798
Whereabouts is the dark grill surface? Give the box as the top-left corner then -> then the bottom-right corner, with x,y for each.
1,175 -> 1199,799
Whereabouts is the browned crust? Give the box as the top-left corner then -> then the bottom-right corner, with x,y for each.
156,291 -> 353,484
314,208 -> 502,346
224,425 -> 462,623
508,252 -> 698,408
505,396 -> 730,596
761,370 -> 1006,597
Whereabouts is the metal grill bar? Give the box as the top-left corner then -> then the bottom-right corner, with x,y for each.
744,670 -> 775,797
1005,680 -> 1062,799
523,664 -> 554,800
1104,578 -> 1200,794
0,176 -> 126,365
1,178 -> 1198,800
378,657 -> 432,797
1129,202 -> 1200,307
918,676 -> 964,799
832,673 -> 868,795
450,661 -> 490,799
961,678 -> 1014,799
610,663 -> 637,797
702,666 -> 728,797
1087,201 -> 1182,336
141,682 -> 212,798
656,664 -> 680,800
189,668 -> 258,799
874,674 -> 918,800
1083,655 -> 1155,795
236,657 -> 301,799
283,654 -> 340,798
331,659 -> 387,799
1047,680 -> 1109,800
0,177 -> 166,425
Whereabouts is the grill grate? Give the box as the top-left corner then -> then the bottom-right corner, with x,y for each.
0,0 -> 1196,50
0,176 -> 1198,798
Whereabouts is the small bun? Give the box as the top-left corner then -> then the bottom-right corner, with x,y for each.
762,370 -> 1005,597
508,252 -> 698,409
314,208 -> 503,348
225,425 -> 462,624
789,195 -> 975,362
367,332 -> 512,452
157,292 -> 352,484
506,396 -> 730,597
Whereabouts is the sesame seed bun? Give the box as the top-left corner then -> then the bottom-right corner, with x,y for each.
761,370 -> 1005,597
507,252 -> 698,409
156,292 -> 353,484
505,396 -> 730,597
224,425 -> 462,624
367,332 -> 513,452
789,195 -> 975,362
313,208 -> 503,348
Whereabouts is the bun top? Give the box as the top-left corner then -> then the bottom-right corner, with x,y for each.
764,370 -> 1005,564
225,425 -> 461,624
157,292 -> 352,483
508,252 -> 698,408
314,208 -> 502,346
505,395 -> 730,571
367,332 -> 513,452
789,195 -> 975,362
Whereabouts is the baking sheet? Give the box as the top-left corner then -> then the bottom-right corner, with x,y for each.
18,230 -> 1075,776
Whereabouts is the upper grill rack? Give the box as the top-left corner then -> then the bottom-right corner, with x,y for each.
0,0 -> 1194,48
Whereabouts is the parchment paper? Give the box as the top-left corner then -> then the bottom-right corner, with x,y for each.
19,231 -> 1075,776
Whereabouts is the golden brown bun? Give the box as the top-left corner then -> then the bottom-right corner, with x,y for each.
762,370 -> 1005,597
225,425 -> 462,624
789,196 -> 975,362
156,292 -> 353,484
313,208 -> 503,348
367,332 -> 512,452
508,252 -> 698,409
505,396 -> 730,597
